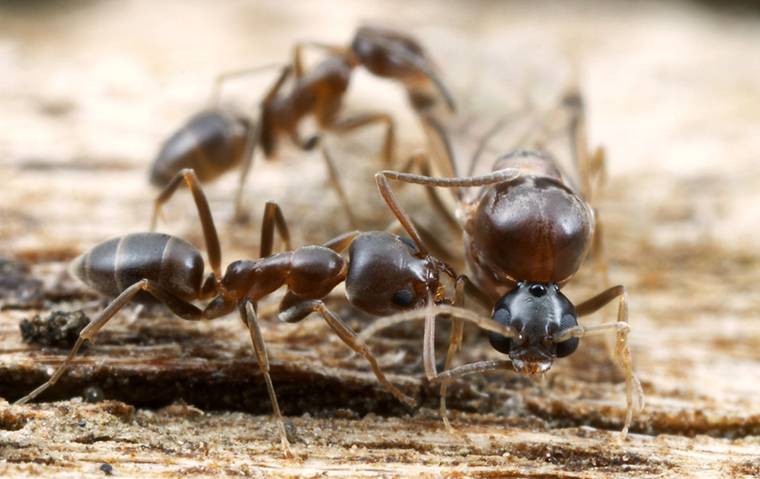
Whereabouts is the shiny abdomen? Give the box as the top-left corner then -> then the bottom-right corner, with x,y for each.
69,233 -> 204,302
466,174 -> 594,292
150,110 -> 248,186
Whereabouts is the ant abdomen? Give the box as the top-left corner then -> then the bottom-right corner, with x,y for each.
69,233 -> 204,302
468,174 -> 594,285
150,110 -> 249,187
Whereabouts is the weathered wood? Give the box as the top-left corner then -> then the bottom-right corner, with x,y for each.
2,1 -> 760,478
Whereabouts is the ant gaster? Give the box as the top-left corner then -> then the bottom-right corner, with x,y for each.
16,168 -> 512,457
149,25 -> 456,222
368,91 -> 645,436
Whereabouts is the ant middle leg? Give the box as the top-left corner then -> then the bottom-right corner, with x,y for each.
208,63 -> 284,106
149,168 -> 223,280
567,285 -> 645,437
278,299 -> 416,408
320,145 -> 359,229
234,66 -> 293,221
291,41 -> 346,79
327,112 -> 396,167
15,279 -> 203,405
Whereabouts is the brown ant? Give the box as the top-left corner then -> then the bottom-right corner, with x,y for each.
16,168 -> 512,457
365,90 -> 645,436
149,25 -> 456,222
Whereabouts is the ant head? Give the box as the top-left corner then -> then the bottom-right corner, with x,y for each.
488,282 -> 579,375
345,232 -> 441,316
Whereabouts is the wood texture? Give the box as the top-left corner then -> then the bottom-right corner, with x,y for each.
1,1 -> 760,477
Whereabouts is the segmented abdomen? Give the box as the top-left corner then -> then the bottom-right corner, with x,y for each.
69,233 -> 204,302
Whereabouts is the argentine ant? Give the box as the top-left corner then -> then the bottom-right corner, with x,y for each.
149,25 -> 456,223
16,168 -> 511,457
366,90 -> 645,436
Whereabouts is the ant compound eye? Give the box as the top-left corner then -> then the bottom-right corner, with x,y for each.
391,288 -> 416,307
529,284 -> 547,297
489,307 -> 512,354
493,307 -> 511,325
555,313 -> 580,358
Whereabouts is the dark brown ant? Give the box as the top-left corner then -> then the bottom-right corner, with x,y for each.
366,90 -> 645,436
16,168 -> 511,457
149,25 -> 456,222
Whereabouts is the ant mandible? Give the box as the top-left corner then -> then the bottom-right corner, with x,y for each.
16,168 -> 510,457
367,90 -> 645,436
149,25 -> 457,223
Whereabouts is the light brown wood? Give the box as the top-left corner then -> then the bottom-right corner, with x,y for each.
1,1 -> 760,478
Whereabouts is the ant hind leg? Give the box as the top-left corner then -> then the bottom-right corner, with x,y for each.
15,280 -> 202,405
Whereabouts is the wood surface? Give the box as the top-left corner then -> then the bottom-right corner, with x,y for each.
1,1 -> 759,477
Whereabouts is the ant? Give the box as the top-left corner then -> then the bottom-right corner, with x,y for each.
149,25 -> 457,223
365,90 -> 645,436
16,168 -> 512,457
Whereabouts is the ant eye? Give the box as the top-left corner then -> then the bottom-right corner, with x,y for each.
556,313 -> 579,358
391,288 -> 416,307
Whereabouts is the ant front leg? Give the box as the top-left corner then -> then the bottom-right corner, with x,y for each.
15,280 -> 203,405
239,300 -> 293,458
279,299 -> 416,408
259,201 -> 292,258
148,168 -> 223,280
327,113 -> 396,167
437,275 -> 494,431
560,285 -> 645,437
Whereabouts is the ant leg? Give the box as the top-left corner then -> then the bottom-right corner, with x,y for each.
149,168 -> 222,280
570,285 -> 645,437
375,168 -> 519,255
438,285 -> 464,432
321,230 -> 360,253
291,41 -> 345,79
438,274 -> 492,430
240,300 -> 293,458
563,90 -> 592,199
259,201 -> 292,258
320,146 -> 359,229
591,208 -> 610,287
234,66 -> 293,220
15,279 -> 202,405
232,109 -> 262,222
384,218 -> 459,266
358,305 -> 515,345
432,359 -> 513,383
418,114 -> 458,180
279,300 -> 416,408
208,62 -> 283,106
400,153 -> 460,237
328,113 -> 396,167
